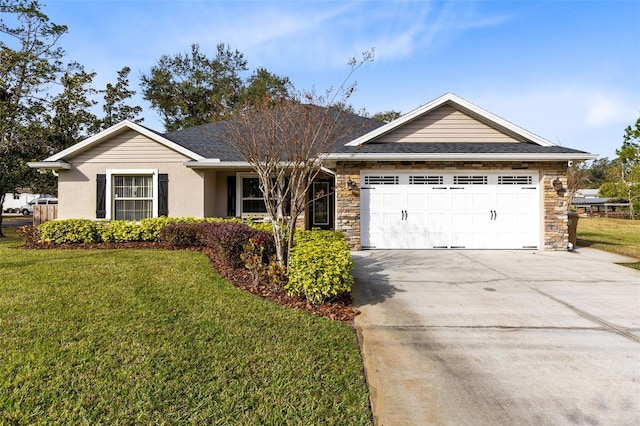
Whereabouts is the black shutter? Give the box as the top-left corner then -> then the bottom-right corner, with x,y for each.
227,175 -> 236,216
158,174 -> 169,217
96,174 -> 106,218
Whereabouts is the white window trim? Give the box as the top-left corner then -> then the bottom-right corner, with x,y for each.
235,172 -> 269,219
106,169 -> 158,220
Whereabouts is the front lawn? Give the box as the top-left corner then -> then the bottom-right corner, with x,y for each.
577,217 -> 640,269
0,228 -> 371,424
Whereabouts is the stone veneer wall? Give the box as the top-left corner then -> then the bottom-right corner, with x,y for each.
335,161 -> 569,251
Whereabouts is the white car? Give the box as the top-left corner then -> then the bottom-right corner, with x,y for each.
21,197 -> 58,216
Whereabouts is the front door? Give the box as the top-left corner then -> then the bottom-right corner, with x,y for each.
310,179 -> 333,230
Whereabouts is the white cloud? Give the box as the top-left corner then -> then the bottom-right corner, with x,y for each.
586,93 -> 637,127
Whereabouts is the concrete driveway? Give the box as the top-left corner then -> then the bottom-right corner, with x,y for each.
351,248 -> 640,425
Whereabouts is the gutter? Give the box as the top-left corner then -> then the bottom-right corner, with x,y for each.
27,161 -> 71,170
324,153 -> 599,162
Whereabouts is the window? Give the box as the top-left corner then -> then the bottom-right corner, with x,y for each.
99,169 -> 166,220
236,174 -> 290,218
498,175 -> 533,185
453,175 -> 488,185
364,175 -> 399,185
113,175 -> 153,220
409,175 -> 444,185
241,177 -> 268,215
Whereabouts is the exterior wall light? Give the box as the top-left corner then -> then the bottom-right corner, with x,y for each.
552,178 -> 565,195
346,178 -> 357,191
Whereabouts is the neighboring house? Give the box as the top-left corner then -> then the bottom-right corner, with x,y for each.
572,192 -> 630,218
2,191 -> 40,213
29,93 -> 596,250
575,188 -> 599,198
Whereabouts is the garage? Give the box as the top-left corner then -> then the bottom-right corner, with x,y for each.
360,171 -> 540,249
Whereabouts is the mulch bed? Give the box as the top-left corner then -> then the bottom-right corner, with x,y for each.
20,241 -> 360,322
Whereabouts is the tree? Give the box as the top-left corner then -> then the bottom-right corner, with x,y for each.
599,117 -> 640,218
140,43 -> 247,131
0,0 -> 69,236
371,110 -> 402,123
567,161 -> 590,206
583,157 -> 612,189
223,50 -> 375,271
47,69 -> 99,151
140,43 -> 292,131
101,66 -> 143,129
239,67 -> 292,107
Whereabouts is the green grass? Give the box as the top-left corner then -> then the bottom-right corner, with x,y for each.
0,228 -> 371,424
577,217 -> 640,269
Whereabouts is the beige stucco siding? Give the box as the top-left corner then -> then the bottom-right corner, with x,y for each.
375,105 -> 525,143
57,132 -> 206,220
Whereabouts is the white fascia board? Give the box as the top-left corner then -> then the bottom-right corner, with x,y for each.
184,160 -> 253,168
345,92 -> 556,147
45,120 -> 204,161
27,161 -> 71,170
325,152 -> 599,162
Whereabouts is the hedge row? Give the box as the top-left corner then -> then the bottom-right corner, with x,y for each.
38,217 -> 252,244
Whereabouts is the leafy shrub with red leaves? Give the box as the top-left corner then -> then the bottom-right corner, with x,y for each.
201,222 -> 275,269
159,222 -> 220,247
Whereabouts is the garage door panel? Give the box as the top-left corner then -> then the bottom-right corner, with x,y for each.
360,171 -> 540,249
427,192 -> 448,210
451,192 -> 472,207
406,192 -> 430,210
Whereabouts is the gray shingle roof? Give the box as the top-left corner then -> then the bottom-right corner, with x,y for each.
163,122 -> 244,161
161,108 -> 590,160
332,142 -> 589,155
162,109 -> 385,161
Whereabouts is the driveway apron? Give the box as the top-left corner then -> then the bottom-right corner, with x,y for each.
351,248 -> 640,425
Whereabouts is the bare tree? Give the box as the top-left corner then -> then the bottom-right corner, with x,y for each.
566,161 -> 589,207
223,50 -> 374,270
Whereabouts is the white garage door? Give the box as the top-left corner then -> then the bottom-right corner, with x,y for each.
360,171 -> 540,249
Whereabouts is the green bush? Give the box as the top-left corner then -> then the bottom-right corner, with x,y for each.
287,231 -> 354,305
36,217 -> 275,245
98,220 -> 143,242
39,219 -> 100,244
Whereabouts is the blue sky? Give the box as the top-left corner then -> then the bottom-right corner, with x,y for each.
37,0 -> 640,159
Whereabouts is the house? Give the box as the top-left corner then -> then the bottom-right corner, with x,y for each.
29,93 -> 596,250
2,191 -> 41,214
575,188 -> 599,198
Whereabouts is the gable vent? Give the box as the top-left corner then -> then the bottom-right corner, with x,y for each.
409,175 -> 444,185
498,175 -> 533,185
364,175 -> 400,185
453,175 -> 488,185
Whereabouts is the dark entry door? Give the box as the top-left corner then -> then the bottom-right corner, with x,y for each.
310,179 -> 333,230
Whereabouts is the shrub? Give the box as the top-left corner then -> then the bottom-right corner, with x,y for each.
245,220 -> 274,233
287,231 -> 354,305
39,219 -> 100,244
16,225 -> 40,245
159,222 -> 217,247
240,237 -> 266,286
202,222 -> 275,269
98,220 -> 143,242
294,230 -> 347,245
139,217 -> 193,241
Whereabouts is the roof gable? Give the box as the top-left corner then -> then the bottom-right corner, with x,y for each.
345,93 -> 555,147
373,104 -> 525,143
45,121 -> 204,162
